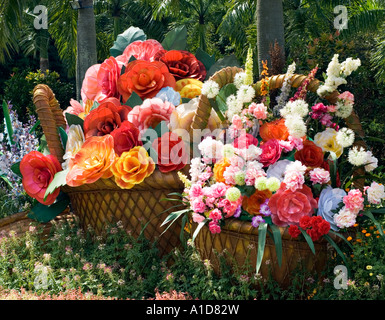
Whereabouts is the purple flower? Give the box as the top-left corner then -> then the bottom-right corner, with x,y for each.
259,199 -> 272,216
233,204 -> 242,218
251,215 -> 265,227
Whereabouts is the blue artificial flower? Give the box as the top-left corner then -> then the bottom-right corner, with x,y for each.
155,86 -> 181,106
317,186 -> 346,231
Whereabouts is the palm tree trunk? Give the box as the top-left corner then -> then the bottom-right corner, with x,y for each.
76,0 -> 97,100
38,29 -> 50,73
256,0 -> 285,76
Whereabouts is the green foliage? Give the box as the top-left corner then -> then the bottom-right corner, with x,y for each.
2,69 -> 74,125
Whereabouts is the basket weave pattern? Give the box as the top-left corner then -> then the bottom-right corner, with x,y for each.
190,67 -> 365,285
33,84 -> 184,257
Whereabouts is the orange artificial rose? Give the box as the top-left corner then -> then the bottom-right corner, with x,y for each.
259,118 -> 289,142
66,135 -> 116,187
242,189 -> 272,215
110,146 -> 155,189
213,158 -> 231,183
117,60 -> 176,102
294,140 -> 324,168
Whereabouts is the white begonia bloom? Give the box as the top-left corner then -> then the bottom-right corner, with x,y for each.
348,146 -> 368,166
336,127 -> 355,148
233,72 -> 247,89
62,124 -> 85,170
284,114 -> 307,139
201,80 -> 220,99
367,181 -> 385,205
364,151 -> 378,172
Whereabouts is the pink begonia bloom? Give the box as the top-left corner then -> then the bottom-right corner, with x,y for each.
334,206 -> 357,229
192,213 -> 206,224
209,208 -> 222,220
191,196 -> 206,213
231,114 -> 243,130
127,98 -> 175,131
115,39 -> 164,67
209,220 -> 221,234
81,64 -> 101,102
309,168 -> 330,185
343,189 -> 364,214
283,171 -> 305,192
95,56 -> 121,101
189,183 -> 203,198
338,91 -> 354,104
63,99 -> 84,117
210,182 -> 228,198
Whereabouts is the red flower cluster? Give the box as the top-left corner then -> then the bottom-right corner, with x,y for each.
288,216 -> 330,241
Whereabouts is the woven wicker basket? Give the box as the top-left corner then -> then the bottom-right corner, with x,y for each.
32,84 -> 185,257
190,66 -> 366,286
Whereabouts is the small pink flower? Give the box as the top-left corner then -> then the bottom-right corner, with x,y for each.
223,165 -> 239,185
209,208 -> 222,220
251,102 -> 268,120
309,168 -> 330,185
191,196 -> 206,213
209,220 -> 221,234
283,171 -> 305,192
338,91 -> 354,104
211,182 -> 228,198
205,196 -> 217,208
189,183 -> 203,198
63,99 -> 84,117
192,212 -> 206,224
343,189 -> 364,214
327,105 -> 337,113
231,114 -> 243,130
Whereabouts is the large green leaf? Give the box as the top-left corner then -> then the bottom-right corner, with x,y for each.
110,26 -> 147,57
269,224 -> 283,267
10,161 -> 22,178
124,91 -> 143,108
215,83 -> 237,114
161,25 -> 187,51
299,227 -> 316,255
44,169 -> 69,201
28,192 -> 70,223
207,54 -> 241,78
256,223 -> 268,273
192,219 -> 208,242
58,127 -> 68,150
195,48 -> 216,78
65,113 -> 84,129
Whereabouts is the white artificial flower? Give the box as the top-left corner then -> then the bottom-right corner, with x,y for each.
62,124 -> 85,170
341,58 -> 361,77
285,160 -> 307,175
280,99 -> 309,118
233,72 -> 246,89
266,159 -> 292,182
284,114 -> 307,138
198,136 -> 224,161
335,101 -> 353,118
348,146 -> 368,166
336,127 -> 355,148
237,85 -> 256,104
189,157 -> 206,183
364,151 -> 378,172
367,181 -> 385,205
226,94 -> 243,120
201,80 -> 220,99
334,206 -> 357,229
326,54 -> 342,77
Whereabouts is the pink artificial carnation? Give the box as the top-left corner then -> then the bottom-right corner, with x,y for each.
223,165 -> 239,185
191,196 -> 206,213
338,91 -> 354,104
116,39 -> 164,67
209,220 -> 221,234
209,208 -> 222,220
127,98 -> 175,131
218,196 -> 243,218
63,99 -> 84,117
189,183 -> 203,198
210,182 -> 228,198
320,113 -> 333,126
283,171 -> 305,192
309,168 -> 330,185
327,105 -> 337,113
192,212 -> 206,224
343,189 -> 364,214
231,114 -> 243,130
205,196 -> 217,208
251,103 -> 268,120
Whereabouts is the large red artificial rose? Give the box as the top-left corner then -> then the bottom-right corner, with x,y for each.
110,120 -> 143,156
20,151 -> 62,205
117,60 -> 176,102
152,132 -> 188,173
154,50 -> 206,81
294,140 -> 324,168
259,139 -> 282,167
127,98 -> 175,131
268,183 -> 318,227
83,100 -> 131,139
233,133 -> 259,149
116,39 -> 164,66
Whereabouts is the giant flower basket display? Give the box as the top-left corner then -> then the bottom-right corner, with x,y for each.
19,26 -> 224,257
163,49 -> 385,285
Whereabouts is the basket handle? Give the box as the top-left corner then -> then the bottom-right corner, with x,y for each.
191,67 -> 367,190
33,84 -> 67,163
